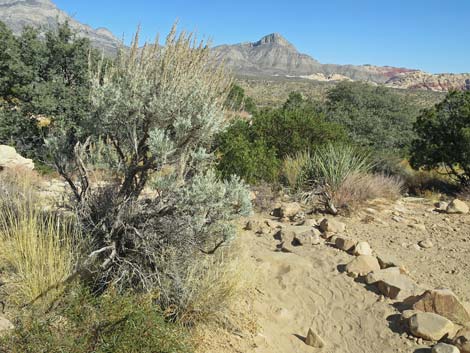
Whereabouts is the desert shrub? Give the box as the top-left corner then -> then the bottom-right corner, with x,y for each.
0,286 -> 193,353
225,84 -> 257,114
0,21 -> 96,162
325,81 -> 419,153
0,172 -> 78,305
216,120 -> 280,183
44,25 -> 252,323
411,90 -> 470,186
216,101 -> 346,183
333,173 -> 404,208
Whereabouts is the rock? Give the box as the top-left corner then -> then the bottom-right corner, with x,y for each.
345,255 -> 380,276
377,253 -> 401,269
305,328 -> 325,348
412,289 -> 470,326
402,309 -> 421,321
376,273 -> 424,301
0,317 -> 14,334
335,237 -> 357,252
319,218 -> 346,234
435,201 -> 449,211
299,219 -> 318,227
278,202 -> 303,219
409,224 -> 427,232
354,241 -> 372,256
293,228 -> 322,246
409,312 -> 455,341
365,267 -> 402,285
432,343 -> 461,353
419,240 -> 434,249
0,145 -> 34,170
245,220 -> 257,231
447,200 -> 469,215
453,327 -> 470,353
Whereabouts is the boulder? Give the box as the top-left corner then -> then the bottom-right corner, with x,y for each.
278,202 -> 302,219
335,236 -> 357,252
447,200 -> 469,215
365,267 -> 402,285
354,241 -> 373,256
345,255 -> 380,276
305,328 -> 325,348
293,228 -> 322,246
0,145 -> 34,170
376,273 -> 423,301
453,327 -> 470,353
412,289 -> 470,326
319,218 -> 346,234
432,343 -> 461,353
409,312 -> 455,341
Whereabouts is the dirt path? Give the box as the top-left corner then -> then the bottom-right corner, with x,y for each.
207,197 -> 470,353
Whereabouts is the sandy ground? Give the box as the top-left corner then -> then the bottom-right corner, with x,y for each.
204,197 -> 470,353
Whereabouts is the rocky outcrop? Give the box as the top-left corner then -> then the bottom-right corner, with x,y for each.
386,72 -> 470,92
0,145 -> 34,170
0,0 -> 120,55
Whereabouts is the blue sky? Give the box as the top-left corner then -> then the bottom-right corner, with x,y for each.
55,0 -> 470,73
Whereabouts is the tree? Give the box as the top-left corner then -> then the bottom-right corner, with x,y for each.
225,83 -> 256,114
325,81 -> 418,153
411,90 -> 470,185
0,21 -> 94,161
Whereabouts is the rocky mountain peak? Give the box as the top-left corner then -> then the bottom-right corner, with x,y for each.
254,33 -> 296,50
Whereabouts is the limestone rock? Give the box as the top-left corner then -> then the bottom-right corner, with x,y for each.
345,255 -> 380,276
354,241 -> 372,256
0,145 -> 34,170
365,267 -> 402,285
453,327 -> 470,353
419,240 -> 434,249
376,273 -> 423,301
319,218 -> 345,234
432,343 -> 461,353
412,289 -> 470,326
335,237 -> 357,252
305,328 -> 325,348
447,200 -> 469,215
278,202 -> 302,219
409,312 -> 455,341
377,253 -> 401,269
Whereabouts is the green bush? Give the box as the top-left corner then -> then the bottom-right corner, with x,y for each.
0,286 -> 193,353
324,81 -> 419,153
411,90 -> 470,185
0,21 -> 96,162
216,101 -> 346,183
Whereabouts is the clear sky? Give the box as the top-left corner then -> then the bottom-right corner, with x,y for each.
54,0 -> 470,74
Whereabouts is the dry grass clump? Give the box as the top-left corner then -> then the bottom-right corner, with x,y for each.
0,171 -> 77,305
283,151 -> 310,189
333,173 -> 404,209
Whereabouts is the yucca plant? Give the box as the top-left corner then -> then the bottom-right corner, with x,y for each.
305,143 -> 374,192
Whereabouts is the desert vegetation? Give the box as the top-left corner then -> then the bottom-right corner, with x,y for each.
1,16 -> 470,353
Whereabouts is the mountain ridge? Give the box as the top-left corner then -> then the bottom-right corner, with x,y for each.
1,1 -> 469,92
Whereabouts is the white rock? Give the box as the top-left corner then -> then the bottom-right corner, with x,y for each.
447,199 -> 469,215
354,241 -> 372,256
432,343 -> 460,353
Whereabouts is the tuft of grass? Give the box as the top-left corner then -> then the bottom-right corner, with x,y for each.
0,172 -> 77,305
283,150 -> 310,190
333,173 -> 404,208
171,240 -> 253,327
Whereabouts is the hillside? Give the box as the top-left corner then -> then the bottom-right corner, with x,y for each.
0,0 -> 120,55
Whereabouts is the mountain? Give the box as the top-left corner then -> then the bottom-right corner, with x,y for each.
213,33 -> 470,91
0,0 -> 120,55
1,1 -> 468,92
